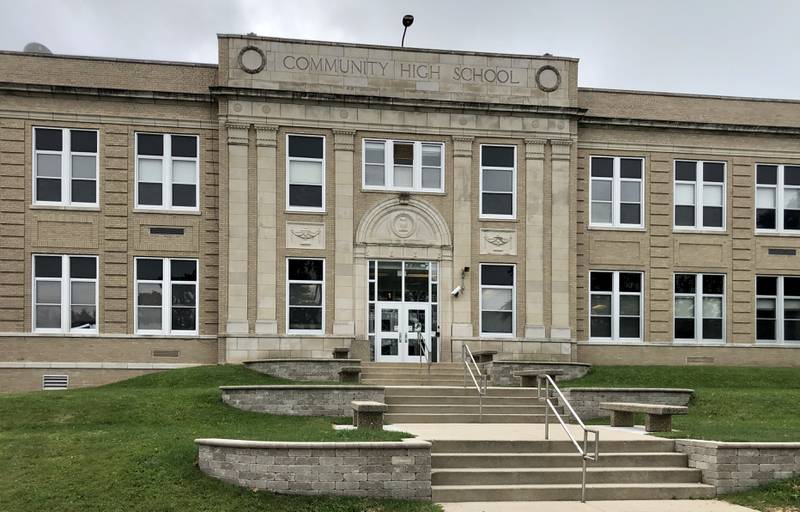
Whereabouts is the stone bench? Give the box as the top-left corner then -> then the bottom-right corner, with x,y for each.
600,402 -> 688,432
338,366 -> 361,383
352,400 -> 387,429
471,350 -> 497,364
332,347 -> 350,359
513,368 -> 564,387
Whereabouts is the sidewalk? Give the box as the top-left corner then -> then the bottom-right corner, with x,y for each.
440,500 -> 757,512
387,422 -> 652,441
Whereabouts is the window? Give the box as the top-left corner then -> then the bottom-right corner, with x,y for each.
33,127 -> 98,206
589,156 -> 644,228
287,134 -> 325,211
480,264 -> 515,336
674,160 -> 725,229
480,145 -> 516,218
756,276 -> 800,343
756,164 -> 800,232
135,258 -> 198,334
589,271 -> 642,340
33,254 -> 97,333
136,133 -> 199,210
362,139 -> 444,193
674,274 -> 725,342
287,258 -> 324,334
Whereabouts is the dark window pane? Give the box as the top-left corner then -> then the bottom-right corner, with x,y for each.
757,276 -> 777,296
71,305 -> 96,329
675,205 -> 695,226
70,130 -> 97,153
482,145 -> 515,167
381,338 -> 398,356
70,257 -> 96,279
620,203 -> 641,224
590,272 -> 612,292
619,317 -> 640,338
172,284 -> 196,307
675,318 -> 695,339
71,180 -> 95,203
619,273 -> 641,293
35,255 -> 62,278
35,128 -> 62,151
137,134 -> 164,156
591,157 -> 613,178
703,275 -> 724,295
172,184 -> 196,207
756,209 -> 776,230
675,161 -> 697,181
785,166 -> 800,186
137,283 -> 162,306
393,143 -> 414,165
481,311 -> 513,333
482,193 -> 513,215
36,178 -> 61,202
288,135 -> 323,159
702,319 -> 723,340
703,206 -> 723,228
784,210 -> 800,230
172,307 -> 196,331
288,259 -> 323,281
404,264 -> 429,302
171,260 -> 197,282
289,307 -> 322,330
757,165 -> 777,185
137,258 -> 163,281
171,135 -> 197,157
785,320 -> 800,341
675,274 -> 696,294
138,182 -> 163,205
481,265 -> 514,286
289,184 -> 322,208
377,261 -> 401,301
756,319 -> 775,340
289,283 -> 322,306
620,158 -> 642,179
785,277 -> 800,297
703,162 -> 724,182
590,317 -> 611,337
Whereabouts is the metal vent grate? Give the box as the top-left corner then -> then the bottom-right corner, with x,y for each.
42,374 -> 69,390
152,350 -> 180,358
686,356 -> 715,365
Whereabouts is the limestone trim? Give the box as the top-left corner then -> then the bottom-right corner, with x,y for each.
550,138 -> 573,339
578,140 -> 800,159
255,124 -> 279,334
226,122 -> 249,145
333,128 -> 356,336
226,121 -> 250,334
524,138 -> 546,338
195,438 -> 431,449
355,198 -> 453,255
452,135 -> 474,338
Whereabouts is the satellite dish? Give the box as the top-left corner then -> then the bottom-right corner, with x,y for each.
23,42 -> 52,54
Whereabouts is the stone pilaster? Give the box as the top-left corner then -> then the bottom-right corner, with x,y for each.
451,136 -> 474,337
254,125 -> 279,334
332,129 -> 356,336
226,122 -> 250,334
550,138 -> 573,339
524,138 -> 547,338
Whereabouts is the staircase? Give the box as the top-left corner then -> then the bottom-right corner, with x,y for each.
361,362 -> 464,386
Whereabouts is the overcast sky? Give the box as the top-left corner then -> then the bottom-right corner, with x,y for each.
2,0 -> 798,99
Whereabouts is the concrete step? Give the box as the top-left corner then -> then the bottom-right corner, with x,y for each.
387,404 -> 551,414
361,378 -> 466,386
386,395 -> 539,405
431,482 -> 716,502
383,386 -> 539,397
385,413 -> 548,423
431,466 -> 703,486
360,367 -> 466,375
431,452 -> 689,469
430,439 -> 677,454
362,363 -> 463,369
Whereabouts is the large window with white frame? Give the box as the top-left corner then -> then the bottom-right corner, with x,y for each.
755,164 -> 800,232
589,156 -> 644,228
674,273 -> 725,342
674,160 -> 725,229
480,264 -> 515,337
480,145 -> 516,219
33,127 -> 98,206
362,139 -> 444,193
33,254 -> 98,333
589,271 -> 643,340
287,134 -> 325,211
135,133 -> 199,210
286,258 -> 325,334
756,275 -> 800,343
135,258 -> 198,335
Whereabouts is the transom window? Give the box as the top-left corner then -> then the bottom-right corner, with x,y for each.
756,164 -> 800,232
33,127 -> 98,206
136,133 -> 199,210
674,160 -> 725,229
674,273 -> 725,342
589,271 -> 642,340
480,264 -> 515,337
135,258 -> 198,335
287,258 -> 325,334
362,139 -> 444,193
589,156 -> 644,228
287,135 -> 325,211
480,145 -> 516,219
756,276 -> 800,343
33,254 -> 98,333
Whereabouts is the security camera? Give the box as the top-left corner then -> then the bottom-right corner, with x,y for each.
451,285 -> 463,297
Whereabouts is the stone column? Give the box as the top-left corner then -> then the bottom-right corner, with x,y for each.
524,138 -> 546,338
332,129 -> 356,336
254,125 -> 278,334
550,139 -> 573,339
451,136 -> 474,338
226,123 -> 250,334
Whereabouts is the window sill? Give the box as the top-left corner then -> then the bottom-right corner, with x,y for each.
585,339 -> 644,344
285,332 -> 326,337
754,231 -> 800,237
673,228 -> 727,235
285,210 -> 327,216
360,188 -> 446,196
30,204 -> 100,212
133,208 -> 201,215
479,217 -> 517,223
586,226 -> 646,232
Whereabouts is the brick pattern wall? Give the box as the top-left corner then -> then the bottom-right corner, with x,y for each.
488,361 -> 590,386
221,385 -> 384,416
0,119 -> 25,331
244,359 -> 360,381
563,388 -> 693,420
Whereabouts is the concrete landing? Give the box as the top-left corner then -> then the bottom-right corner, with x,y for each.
440,500 -> 756,512
387,423 -> 652,441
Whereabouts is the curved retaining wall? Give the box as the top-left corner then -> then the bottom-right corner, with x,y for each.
488,361 -> 592,386
196,438 -> 432,499
563,387 -> 694,419
221,385 -> 384,416
244,358 -> 360,381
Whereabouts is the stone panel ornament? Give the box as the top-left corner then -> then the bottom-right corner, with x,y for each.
237,45 -> 266,74
535,65 -> 561,92
286,222 -> 324,249
480,228 -> 517,255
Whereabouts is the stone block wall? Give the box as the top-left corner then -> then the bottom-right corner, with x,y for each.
221,385 -> 384,416
196,438 -> 432,499
488,361 -> 591,386
563,388 -> 694,420
244,359 -> 360,381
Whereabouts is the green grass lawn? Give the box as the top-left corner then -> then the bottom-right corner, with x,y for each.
0,365 -> 441,512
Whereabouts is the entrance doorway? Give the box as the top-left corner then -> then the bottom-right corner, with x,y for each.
368,260 -> 439,362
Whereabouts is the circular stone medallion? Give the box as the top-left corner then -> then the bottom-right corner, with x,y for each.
238,46 -> 266,74
535,65 -> 561,92
391,213 -> 417,239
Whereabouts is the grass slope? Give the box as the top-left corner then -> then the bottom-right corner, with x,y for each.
0,365 -> 440,512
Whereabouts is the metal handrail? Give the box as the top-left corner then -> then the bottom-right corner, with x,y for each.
538,374 -> 600,503
461,345 -> 487,421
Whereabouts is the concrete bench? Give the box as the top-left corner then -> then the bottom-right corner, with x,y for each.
338,366 -> 361,383
600,402 -> 688,432
513,368 -> 564,387
332,347 -> 350,359
471,350 -> 497,364
351,400 -> 387,429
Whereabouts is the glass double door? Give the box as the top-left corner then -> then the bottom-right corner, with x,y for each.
376,302 -> 431,363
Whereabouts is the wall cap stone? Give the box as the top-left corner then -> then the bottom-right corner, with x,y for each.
676,439 -> 800,449
195,438 -> 431,449
568,387 -> 694,394
221,384 -> 383,391
243,358 -> 361,364
494,360 -> 591,367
